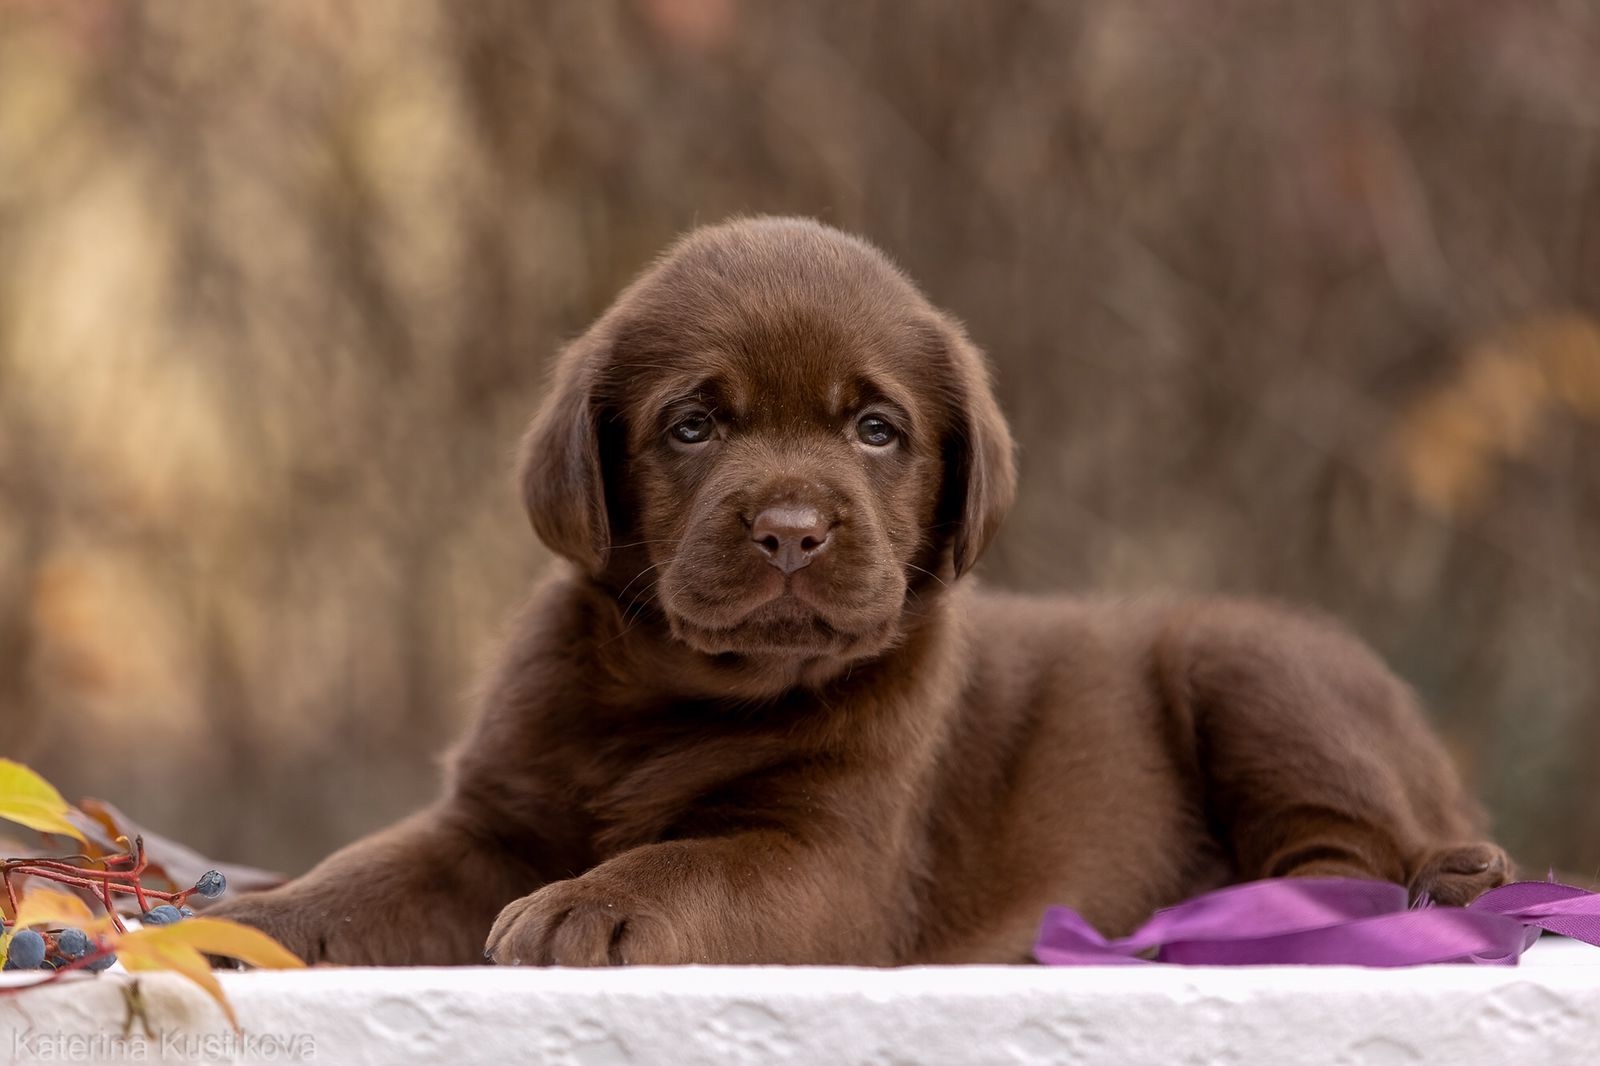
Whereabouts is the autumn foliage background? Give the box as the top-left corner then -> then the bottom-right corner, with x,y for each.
1,2 -> 1597,879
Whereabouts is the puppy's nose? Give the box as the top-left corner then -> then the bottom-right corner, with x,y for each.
751,505 -> 831,574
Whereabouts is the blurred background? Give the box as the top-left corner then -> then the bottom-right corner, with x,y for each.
1,1 -> 1596,879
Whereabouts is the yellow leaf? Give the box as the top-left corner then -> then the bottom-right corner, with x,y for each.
0,759 -> 87,842
114,919 -> 304,1033
119,937 -> 238,1030
12,886 -> 106,932
119,917 -> 305,971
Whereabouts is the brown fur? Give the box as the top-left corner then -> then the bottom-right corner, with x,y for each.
209,217 -> 1510,966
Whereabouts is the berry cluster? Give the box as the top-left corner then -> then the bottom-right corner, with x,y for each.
2,835 -> 228,976
0,927 -> 115,974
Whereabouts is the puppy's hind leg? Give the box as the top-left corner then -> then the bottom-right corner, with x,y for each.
1155,603 -> 1510,904
1408,842 -> 1515,906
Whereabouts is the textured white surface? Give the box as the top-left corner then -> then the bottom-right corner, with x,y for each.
1,938 -> 1595,1065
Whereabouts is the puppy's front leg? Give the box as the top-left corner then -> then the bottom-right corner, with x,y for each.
209,803 -> 546,965
487,831 -> 895,966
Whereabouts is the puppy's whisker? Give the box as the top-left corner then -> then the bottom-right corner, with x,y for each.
905,563 -> 949,589
622,583 -> 663,629
606,537 -> 681,551
604,363 -> 699,377
613,556 -> 677,639
615,558 -> 672,606
597,589 -> 661,650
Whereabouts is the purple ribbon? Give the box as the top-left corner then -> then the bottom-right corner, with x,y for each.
1034,878 -> 1600,967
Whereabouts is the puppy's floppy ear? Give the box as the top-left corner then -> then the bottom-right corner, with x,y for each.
518,328 -> 612,572
931,313 -> 1016,577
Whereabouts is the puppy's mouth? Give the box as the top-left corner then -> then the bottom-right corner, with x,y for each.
658,563 -> 905,658
671,592 -> 850,656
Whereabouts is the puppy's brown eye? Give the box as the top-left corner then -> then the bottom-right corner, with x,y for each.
856,414 -> 897,448
670,413 -> 716,445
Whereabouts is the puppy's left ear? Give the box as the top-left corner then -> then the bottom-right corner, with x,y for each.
518,328 -> 612,573
931,313 -> 1016,577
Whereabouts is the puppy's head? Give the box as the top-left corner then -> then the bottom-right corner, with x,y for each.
521,218 -> 1014,666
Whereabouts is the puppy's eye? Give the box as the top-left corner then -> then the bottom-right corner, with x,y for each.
669,413 -> 716,445
856,414 -> 898,448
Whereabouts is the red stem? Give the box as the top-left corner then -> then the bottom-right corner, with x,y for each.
3,836 -> 187,944
3,859 -> 147,883
1,860 -> 183,914
97,879 -> 128,935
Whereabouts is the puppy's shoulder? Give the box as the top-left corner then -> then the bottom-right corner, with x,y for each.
1141,594 -> 1375,659
965,585 -> 1174,645
968,587 -> 1355,646
956,586 -> 1165,693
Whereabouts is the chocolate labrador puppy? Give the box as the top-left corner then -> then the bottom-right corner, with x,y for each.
210,217 -> 1510,966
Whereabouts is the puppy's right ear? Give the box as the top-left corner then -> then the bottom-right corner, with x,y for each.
519,330 -> 611,573
930,313 -> 1017,578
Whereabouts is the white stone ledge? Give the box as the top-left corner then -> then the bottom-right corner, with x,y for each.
1,938 -> 1595,1065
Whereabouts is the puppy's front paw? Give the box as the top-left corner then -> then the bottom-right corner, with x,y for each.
205,891 -> 332,966
486,879 -> 682,967
208,886 -> 438,966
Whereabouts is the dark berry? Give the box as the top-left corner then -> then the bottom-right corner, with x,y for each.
85,952 -> 117,973
193,870 -> 227,900
52,927 -> 92,961
4,929 -> 47,970
142,905 -> 184,926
